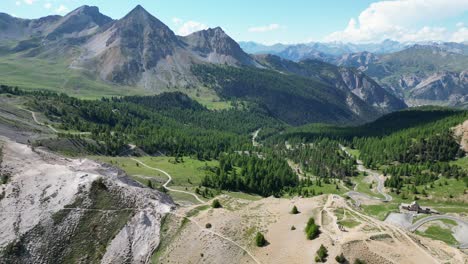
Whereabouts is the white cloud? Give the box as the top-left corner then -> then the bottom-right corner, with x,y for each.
177,21 -> 208,36
44,2 -> 52,9
248,24 -> 281,33
324,0 -> 468,43
456,22 -> 465,28
55,4 -> 69,15
15,1 -> 21,6
23,0 -> 37,5
451,26 -> 468,42
172,17 -> 183,25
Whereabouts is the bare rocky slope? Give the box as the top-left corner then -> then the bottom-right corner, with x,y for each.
256,54 -> 407,113
0,138 -> 174,263
335,45 -> 468,106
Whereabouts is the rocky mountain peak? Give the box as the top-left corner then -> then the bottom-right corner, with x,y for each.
123,5 -> 158,22
183,27 -> 256,66
45,5 -> 112,40
68,5 -> 111,24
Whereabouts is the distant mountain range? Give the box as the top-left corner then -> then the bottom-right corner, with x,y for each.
239,40 -> 468,58
240,41 -> 468,107
2,5 -> 467,125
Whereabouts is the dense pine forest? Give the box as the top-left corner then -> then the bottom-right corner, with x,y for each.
202,153 -> 298,197
288,139 -> 357,179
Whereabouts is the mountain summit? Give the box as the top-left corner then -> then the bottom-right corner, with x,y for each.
64,5 -> 256,87
183,27 -> 259,66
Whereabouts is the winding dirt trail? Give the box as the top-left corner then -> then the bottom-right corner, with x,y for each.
252,129 -> 261,147
21,107 -> 58,133
129,159 -> 263,263
131,158 -> 205,204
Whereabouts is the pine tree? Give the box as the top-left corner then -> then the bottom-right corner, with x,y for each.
335,253 -> 346,263
291,205 -> 300,214
255,232 -> 266,247
212,199 -> 222,208
315,244 -> 328,262
305,217 -> 320,240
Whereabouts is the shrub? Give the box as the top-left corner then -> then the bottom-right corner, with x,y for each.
212,199 -> 222,208
255,232 -> 266,247
205,223 -> 212,229
315,244 -> 328,262
354,259 -> 366,264
335,253 -> 346,263
291,205 -> 300,214
305,217 -> 320,240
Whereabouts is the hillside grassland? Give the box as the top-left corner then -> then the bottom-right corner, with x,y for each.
416,224 -> 458,246
0,54 -> 149,99
90,156 -> 218,187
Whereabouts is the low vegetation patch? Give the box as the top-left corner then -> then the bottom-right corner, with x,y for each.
335,253 -> 347,263
369,233 -> 392,241
416,225 -> 458,245
305,217 -> 320,240
290,205 -> 300,214
338,219 -> 361,229
315,244 -> 328,263
186,205 -> 210,217
211,199 -> 222,208
255,232 -> 267,247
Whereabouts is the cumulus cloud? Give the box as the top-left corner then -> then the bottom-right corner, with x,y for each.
452,26 -> 468,42
23,0 -> 37,5
44,2 -> 52,9
324,0 -> 468,43
248,24 -> 281,33
15,1 -> 21,6
177,20 -> 209,36
55,4 -> 69,15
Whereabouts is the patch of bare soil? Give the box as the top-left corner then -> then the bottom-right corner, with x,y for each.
453,120 -> 468,152
155,194 -> 467,264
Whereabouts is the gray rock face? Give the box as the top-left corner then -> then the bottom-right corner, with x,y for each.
45,5 -> 113,40
335,51 -> 380,70
336,45 -> 468,106
409,71 -> 468,102
338,68 -> 407,112
183,27 -> 258,66
83,5 -> 184,85
68,5 -> 258,88
256,55 -> 406,114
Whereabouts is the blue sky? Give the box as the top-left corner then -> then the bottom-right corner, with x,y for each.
3,0 -> 468,44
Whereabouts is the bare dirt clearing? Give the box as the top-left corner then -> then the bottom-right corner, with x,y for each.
154,194 -> 467,264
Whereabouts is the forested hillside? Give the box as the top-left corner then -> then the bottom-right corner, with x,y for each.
0,85 -> 281,158
192,64 -> 376,125
267,107 -> 468,192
